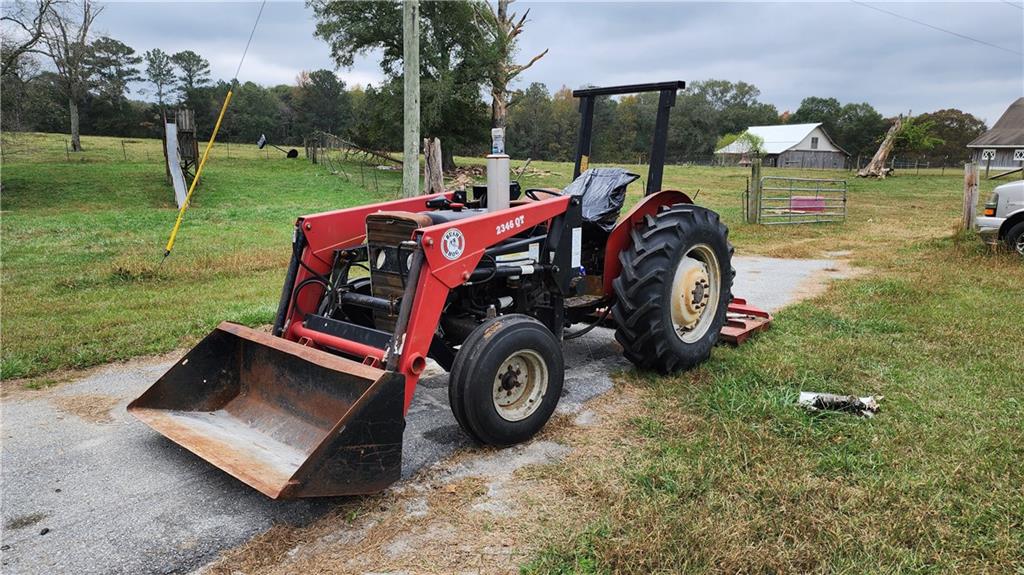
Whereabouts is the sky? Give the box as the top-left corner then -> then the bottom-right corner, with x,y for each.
90,1 -> 1024,125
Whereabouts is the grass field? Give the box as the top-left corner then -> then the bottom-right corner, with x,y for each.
1,132 -> 404,380
3,132 -> 1022,572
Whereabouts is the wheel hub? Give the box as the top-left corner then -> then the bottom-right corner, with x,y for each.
499,364 -> 523,394
492,351 -> 549,422
669,244 -> 722,344
672,259 -> 710,331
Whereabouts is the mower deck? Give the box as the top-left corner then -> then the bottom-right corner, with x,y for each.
720,298 -> 773,345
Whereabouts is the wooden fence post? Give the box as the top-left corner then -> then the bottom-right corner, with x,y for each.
962,162 -> 979,232
422,137 -> 444,194
747,159 -> 762,224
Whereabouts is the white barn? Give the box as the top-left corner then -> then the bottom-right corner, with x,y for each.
716,123 -> 849,169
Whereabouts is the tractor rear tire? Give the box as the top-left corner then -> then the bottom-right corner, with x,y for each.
612,204 -> 733,374
448,315 -> 564,446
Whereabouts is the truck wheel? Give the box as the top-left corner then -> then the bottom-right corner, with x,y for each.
612,205 -> 733,373
1004,221 -> 1024,257
448,315 -> 564,446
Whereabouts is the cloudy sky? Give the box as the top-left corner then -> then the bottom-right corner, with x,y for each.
94,1 -> 1023,124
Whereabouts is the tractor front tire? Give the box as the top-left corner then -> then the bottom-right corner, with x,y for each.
612,204 -> 733,374
449,315 -> 564,446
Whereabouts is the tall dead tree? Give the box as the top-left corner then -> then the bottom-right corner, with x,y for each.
477,0 -> 548,129
42,0 -> 101,152
858,116 -> 902,179
1,0 -> 56,78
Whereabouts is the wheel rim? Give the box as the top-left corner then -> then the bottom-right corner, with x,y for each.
492,349 -> 549,422
1015,235 -> 1024,256
670,244 -> 721,344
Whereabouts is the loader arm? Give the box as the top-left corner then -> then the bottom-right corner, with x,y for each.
277,192 -> 455,333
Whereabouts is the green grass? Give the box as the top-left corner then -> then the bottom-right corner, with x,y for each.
524,241 -> 1023,573
513,168 -> 1024,571
1,132 -> 404,379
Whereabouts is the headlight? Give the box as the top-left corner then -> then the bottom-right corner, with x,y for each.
984,192 -> 999,217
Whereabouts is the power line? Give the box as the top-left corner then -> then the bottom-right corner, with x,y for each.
231,0 -> 264,81
1000,0 -> 1023,10
850,0 -> 1023,56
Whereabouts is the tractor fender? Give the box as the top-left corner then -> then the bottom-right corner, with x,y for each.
602,189 -> 693,296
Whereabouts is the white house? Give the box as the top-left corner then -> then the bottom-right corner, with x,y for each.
715,123 -> 849,169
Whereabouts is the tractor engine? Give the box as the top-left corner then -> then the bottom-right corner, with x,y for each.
358,208 -> 557,349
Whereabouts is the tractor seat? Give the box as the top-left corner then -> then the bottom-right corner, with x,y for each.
563,168 -> 640,232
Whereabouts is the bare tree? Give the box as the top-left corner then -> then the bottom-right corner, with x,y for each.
475,0 -> 548,129
0,0 -> 56,78
42,0 -> 100,152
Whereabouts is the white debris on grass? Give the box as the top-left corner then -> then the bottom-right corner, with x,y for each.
799,392 -> 882,417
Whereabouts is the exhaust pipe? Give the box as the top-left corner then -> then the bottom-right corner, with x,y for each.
486,128 -> 510,212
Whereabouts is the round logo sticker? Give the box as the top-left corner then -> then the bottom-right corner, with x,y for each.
440,228 -> 465,260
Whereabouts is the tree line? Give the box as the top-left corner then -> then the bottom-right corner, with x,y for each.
2,0 -> 988,167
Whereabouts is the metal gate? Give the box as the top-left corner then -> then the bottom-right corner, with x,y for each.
755,176 -> 847,225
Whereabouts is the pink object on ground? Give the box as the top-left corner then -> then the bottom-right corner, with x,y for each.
790,196 -> 826,212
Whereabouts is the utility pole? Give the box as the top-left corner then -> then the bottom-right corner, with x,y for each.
402,0 -> 420,198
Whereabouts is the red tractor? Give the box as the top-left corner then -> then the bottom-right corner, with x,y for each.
129,81 -> 769,499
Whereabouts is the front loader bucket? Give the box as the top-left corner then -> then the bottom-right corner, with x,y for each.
128,322 -> 405,499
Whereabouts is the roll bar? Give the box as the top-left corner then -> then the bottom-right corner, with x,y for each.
572,80 -> 686,196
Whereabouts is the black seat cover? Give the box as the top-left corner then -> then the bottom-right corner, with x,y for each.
563,168 -> 640,232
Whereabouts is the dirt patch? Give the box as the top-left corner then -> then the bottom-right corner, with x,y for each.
200,390 -> 637,575
50,393 -> 121,424
789,259 -> 862,304
0,349 -> 185,400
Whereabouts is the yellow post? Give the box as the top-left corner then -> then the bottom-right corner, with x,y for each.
163,89 -> 234,257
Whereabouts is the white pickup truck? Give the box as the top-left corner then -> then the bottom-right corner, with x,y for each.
977,180 -> 1024,257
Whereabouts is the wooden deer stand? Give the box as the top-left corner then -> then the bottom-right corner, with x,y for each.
175,109 -> 200,180
163,109 -> 201,208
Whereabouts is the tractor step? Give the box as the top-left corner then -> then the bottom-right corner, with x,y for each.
720,298 -> 773,345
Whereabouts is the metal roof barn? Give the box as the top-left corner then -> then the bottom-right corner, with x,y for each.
967,98 -> 1024,170
716,123 -> 849,169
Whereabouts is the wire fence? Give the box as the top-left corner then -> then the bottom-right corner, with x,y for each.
0,131 -> 288,165
646,154 -> 966,173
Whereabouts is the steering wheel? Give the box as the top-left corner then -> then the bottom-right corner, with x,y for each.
525,188 -> 563,201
